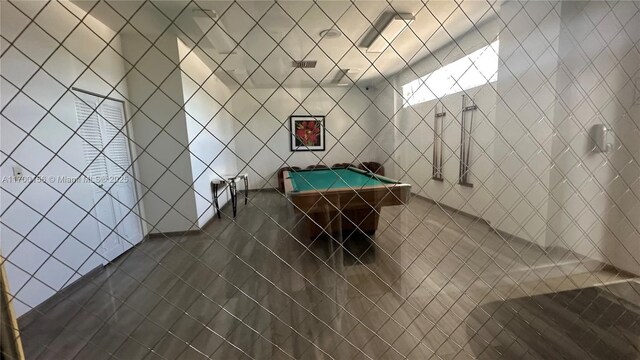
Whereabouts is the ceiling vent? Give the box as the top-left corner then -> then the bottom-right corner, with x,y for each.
332,68 -> 358,86
192,8 -> 217,19
292,60 -> 317,69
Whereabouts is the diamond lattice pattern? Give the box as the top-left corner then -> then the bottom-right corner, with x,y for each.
1,1 -> 639,359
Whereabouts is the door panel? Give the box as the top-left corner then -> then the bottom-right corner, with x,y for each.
112,183 -> 141,252
101,98 -> 142,254
74,92 -> 142,263
93,194 -> 122,262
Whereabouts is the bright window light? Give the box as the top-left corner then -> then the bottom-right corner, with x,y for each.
402,40 -> 499,107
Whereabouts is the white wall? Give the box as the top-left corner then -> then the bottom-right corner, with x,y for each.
385,1 -> 560,247
384,18 -> 504,232
177,39 -> 237,228
0,1 -> 136,315
545,1 -> 640,273
121,30 -> 199,234
383,0 -> 640,274
230,85 -> 387,189
488,1 -> 561,246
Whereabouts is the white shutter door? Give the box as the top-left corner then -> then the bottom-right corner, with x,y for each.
74,97 -> 108,180
100,101 -> 131,179
98,99 -> 142,255
75,95 -> 119,263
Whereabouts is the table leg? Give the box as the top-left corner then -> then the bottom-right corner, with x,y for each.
229,181 -> 237,217
243,176 -> 249,205
211,183 -> 221,219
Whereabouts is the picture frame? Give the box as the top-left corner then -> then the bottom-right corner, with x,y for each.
289,115 -> 325,152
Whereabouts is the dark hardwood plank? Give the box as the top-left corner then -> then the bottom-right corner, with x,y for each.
19,192 -> 637,359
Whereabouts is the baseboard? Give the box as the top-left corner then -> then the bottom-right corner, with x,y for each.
415,192 -> 625,278
411,192 -> 559,255
601,264 -> 639,278
147,229 -> 201,238
147,192 -> 247,238
199,194 -> 237,230
17,235 -> 149,329
199,213 -> 217,230
481,257 -> 607,287
411,192 -> 490,226
491,227 -> 548,253
18,265 -> 104,329
248,187 -> 280,193
19,212 -> 226,327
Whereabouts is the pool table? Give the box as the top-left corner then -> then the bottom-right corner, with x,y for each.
283,167 -> 411,239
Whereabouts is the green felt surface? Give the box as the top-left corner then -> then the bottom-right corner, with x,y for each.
289,168 -> 393,192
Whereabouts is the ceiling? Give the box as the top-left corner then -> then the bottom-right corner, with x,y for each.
71,1 -> 498,88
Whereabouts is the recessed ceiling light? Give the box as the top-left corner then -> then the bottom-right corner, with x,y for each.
319,28 -> 342,39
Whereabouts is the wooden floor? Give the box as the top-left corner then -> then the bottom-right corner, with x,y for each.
473,281 -> 640,359
19,191 -> 638,359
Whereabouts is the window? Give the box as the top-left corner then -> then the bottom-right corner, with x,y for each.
402,40 -> 499,107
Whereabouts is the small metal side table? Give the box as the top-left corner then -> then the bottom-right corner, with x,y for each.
210,174 -> 249,218
210,178 -> 228,219
235,173 -> 249,205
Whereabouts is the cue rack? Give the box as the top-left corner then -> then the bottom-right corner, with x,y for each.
432,103 -> 445,181
459,95 -> 477,187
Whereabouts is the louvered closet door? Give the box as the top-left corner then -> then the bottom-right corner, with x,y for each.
100,98 -> 142,257
74,92 -> 142,262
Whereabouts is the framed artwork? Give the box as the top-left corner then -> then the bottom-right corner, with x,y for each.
289,115 -> 325,151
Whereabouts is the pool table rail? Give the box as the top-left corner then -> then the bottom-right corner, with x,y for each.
282,168 -> 411,238
282,168 -> 410,208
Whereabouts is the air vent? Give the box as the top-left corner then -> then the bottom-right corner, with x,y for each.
292,60 -> 317,69
192,8 -> 217,19
332,68 -> 350,83
332,68 -> 359,86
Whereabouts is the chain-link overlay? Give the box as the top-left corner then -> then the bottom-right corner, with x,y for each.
1,0 -> 639,359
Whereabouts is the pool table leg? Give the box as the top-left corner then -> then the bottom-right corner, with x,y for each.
304,206 -> 381,239
342,207 -> 380,235
306,209 -> 341,239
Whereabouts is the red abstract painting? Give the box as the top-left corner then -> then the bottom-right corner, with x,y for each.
295,120 -> 321,146
290,116 -> 325,151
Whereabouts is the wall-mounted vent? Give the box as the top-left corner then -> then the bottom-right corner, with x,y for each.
292,60 -> 317,69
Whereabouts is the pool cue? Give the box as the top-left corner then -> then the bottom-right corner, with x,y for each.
433,103 -> 445,180
460,95 -> 477,185
459,96 -> 466,183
